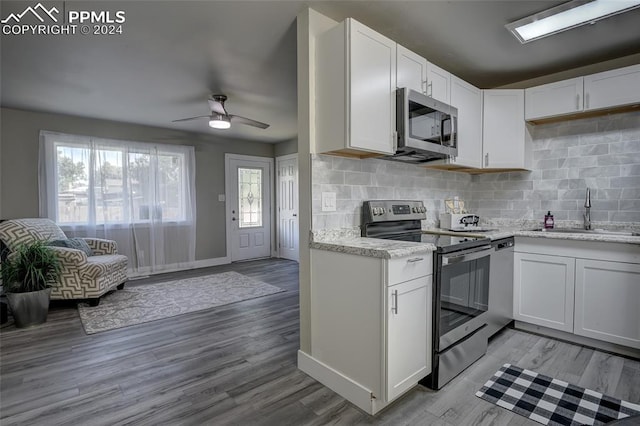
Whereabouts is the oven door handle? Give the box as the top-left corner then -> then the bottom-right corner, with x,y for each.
442,246 -> 494,265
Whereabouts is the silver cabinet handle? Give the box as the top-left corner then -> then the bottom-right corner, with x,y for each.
576,93 -> 580,110
427,82 -> 433,97
393,130 -> 398,152
392,290 -> 398,314
586,92 -> 590,109
485,153 -> 489,167
407,257 -> 424,263
422,80 -> 428,95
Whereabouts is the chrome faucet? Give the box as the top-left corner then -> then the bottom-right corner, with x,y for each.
583,188 -> 592,230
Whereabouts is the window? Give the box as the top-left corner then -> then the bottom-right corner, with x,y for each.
238,167 -> 263,228
41,132 -> 195,226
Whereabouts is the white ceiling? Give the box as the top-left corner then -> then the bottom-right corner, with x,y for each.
2,1 -> 640,144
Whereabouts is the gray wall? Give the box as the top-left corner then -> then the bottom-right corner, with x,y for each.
470,110 -> 640,223
311,111 -> 640,229
0,107 -> 275,260
274,138 -> 298,157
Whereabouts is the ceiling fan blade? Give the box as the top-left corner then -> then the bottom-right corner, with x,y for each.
172,115 -> 210,123
229,115 -> 270,129
208,98 -> 227,115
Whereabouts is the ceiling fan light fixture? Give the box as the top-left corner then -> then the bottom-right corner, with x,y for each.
209,114 -> 231,129
506,0 -> 640,44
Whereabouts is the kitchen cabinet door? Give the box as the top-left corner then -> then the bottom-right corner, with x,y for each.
315,18 -> 396,156
386,276 -> 431,402
584,64 -> 640,111
525,77 -> 584,121
397,44 -> 427,94
449,75 -> 482,168
426,62 -> 451,104
482,89 -> 531,170
574,259 -> 640,349
513,252 -> 575,333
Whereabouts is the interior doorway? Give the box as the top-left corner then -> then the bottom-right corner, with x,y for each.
276,154 -> 299,261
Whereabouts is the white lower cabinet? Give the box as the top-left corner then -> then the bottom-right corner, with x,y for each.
306,249 -> 432,414
574,259 -> 640,349
514,237 -> 640,354
514,252 -> 575,332
387,277 -> 431,401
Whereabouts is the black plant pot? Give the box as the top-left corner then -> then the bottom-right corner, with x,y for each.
6,288 -> 52,328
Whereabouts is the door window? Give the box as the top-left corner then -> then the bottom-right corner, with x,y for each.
238,167 -> 263,228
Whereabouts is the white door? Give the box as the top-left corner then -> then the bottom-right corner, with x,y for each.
482,89 -> 526,169
226,154 -> 273,262
396,44 -> 427,94
574,259 -> 640,349
386,277 -> 431,402
276,155 -> 299,262
513,252 -> 575,333
426,61 -> 451,104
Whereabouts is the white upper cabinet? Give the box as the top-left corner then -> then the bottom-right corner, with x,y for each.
523,64 -> 640,121
396,44 -> 427,94
525,77 -> 584,120
315,18 -> 396,156
426,62 -> 451,104
584,64 -> 640,111
482,89 -> 531,169
449,75 -> 483,168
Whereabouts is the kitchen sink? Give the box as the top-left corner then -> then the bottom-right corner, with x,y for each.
530,228 -> 640,236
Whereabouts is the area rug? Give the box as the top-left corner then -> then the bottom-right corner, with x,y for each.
78,271 -> 285,334
476,364 -> 640,426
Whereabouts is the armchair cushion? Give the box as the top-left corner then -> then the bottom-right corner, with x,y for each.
82,238 -> 118,256
47,238 -> 93,256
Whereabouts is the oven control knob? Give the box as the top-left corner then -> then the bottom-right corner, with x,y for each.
412,207 -> 417,213
372,207 -> 379,215
380,208 -> 386,215
421,207 -> 426,213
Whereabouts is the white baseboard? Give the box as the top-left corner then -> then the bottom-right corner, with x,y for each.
127,256 -> 231,278
514,321 -> 640,359
297,350 -> 386,415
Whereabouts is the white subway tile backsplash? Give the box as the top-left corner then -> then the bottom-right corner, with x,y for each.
611,176 -> 640,188
311,111 -> 640,229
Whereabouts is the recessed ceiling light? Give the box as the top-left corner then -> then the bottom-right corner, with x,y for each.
506,0 -> 640,44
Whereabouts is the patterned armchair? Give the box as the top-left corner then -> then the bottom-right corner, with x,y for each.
0,218 -> 127,306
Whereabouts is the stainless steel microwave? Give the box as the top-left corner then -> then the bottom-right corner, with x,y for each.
387,88 -> 458,164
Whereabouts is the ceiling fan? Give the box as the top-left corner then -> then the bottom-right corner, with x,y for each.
172,94 -> 270,130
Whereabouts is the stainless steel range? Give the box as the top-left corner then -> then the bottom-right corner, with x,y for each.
362,200 -> 493,390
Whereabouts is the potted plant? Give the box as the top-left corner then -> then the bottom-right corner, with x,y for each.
1,240 -> 61,328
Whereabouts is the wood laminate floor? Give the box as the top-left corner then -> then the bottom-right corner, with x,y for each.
1,258 -> 638,425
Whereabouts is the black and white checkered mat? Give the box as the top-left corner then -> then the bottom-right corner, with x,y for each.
476,364 -> 640,426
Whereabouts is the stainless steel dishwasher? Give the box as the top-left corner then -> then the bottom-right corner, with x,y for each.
486,237 -> 514,337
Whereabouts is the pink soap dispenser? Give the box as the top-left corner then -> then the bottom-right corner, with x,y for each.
544,211 -> 554,229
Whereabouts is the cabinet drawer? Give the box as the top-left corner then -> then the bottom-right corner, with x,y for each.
387,254 -> 432,285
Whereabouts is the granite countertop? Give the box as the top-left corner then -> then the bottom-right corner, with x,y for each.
310,228 -> 436,259
423,226 -> 640,245
310,222 -> 640,259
